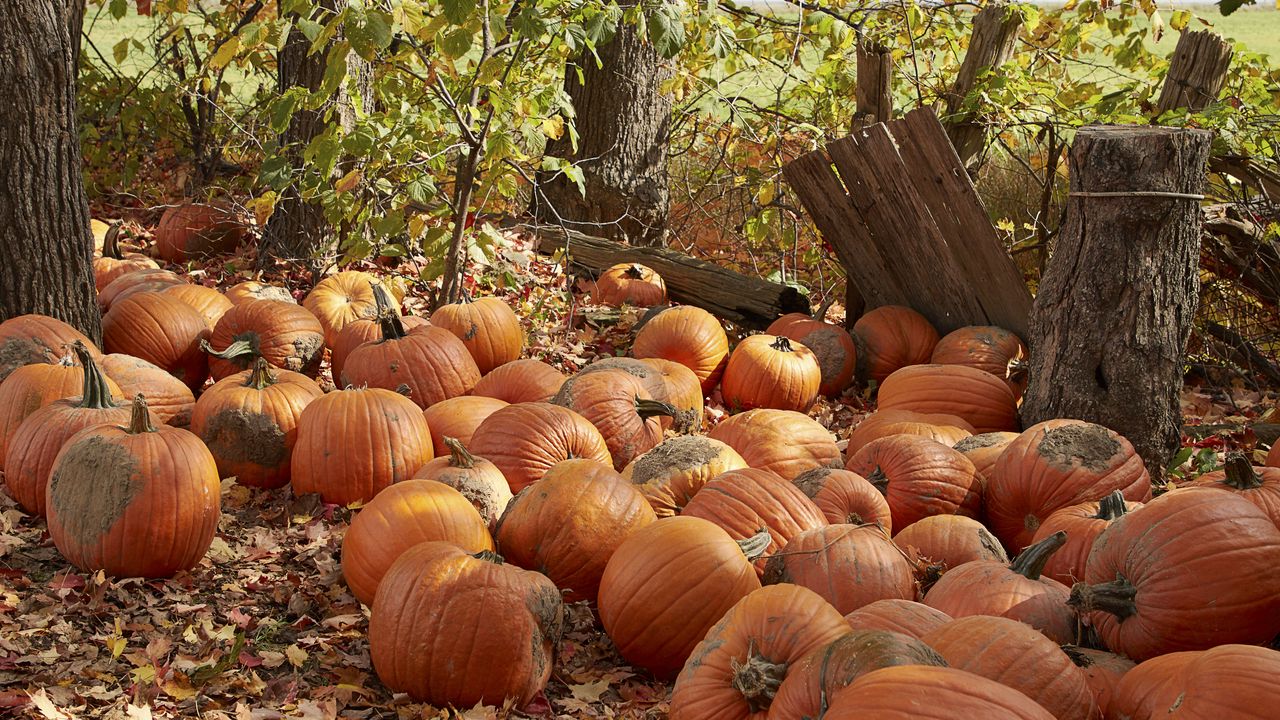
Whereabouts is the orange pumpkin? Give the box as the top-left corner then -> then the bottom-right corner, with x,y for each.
1029,490 -> 1140,586
792,467 -> 893,532
205,299 -> 325,381
93,227 -> 158,291
224,281 -> 295,305
1268,441 -> 1280,468
421,395 -> 508,457
845,435 -> 982,530
99,354 -> 196,427
45,394 -> 220,578
825,666 -> 1056,719
159,284 -> 233,332
153,202 -> 249,262
471,358 -> 567,403
847,409 -> 975,456
637,357 -> 704,431
1189,452 -> 1280,528
330,313 -> 430,387
952,431 -> 1019,480
0,350 -> 121,466
708,408 -> 841,480
622,435 -> 748,517
594,263 -> 667,307
430,293 -> 524,374
632,305 -> 729,392
763,524 -> 915,614
1106,645 -> 1280,720
341,317 -> 480,409
341,479 -> 493,605
97,269 -> 186,312
852,305 -> 939,384
931,325 -> 1028,399
496,459 -> 655,602
412,437 -> 512,531
1062,646 -> 1135,718
368,542 -> 561,707
892,515 -> 1007,581
552,369 -> 670,470
102,291 -> 210,391
0,314 -> 101,382
468,402 -> 613,492
303,271 -> 401,348
190,358 -> 323,488
290,387 -> 434,505
876,364 -> 1020,433
767,313 -> 858,396
721,335 -> 821,413
843,599 -> 952,640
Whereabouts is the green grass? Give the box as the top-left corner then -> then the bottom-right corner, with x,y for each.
1146,5 -> 1280,59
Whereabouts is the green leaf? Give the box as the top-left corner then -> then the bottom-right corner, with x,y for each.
1217,0 -> 1255,15
439,27 -> 473,59
112,38 -> 131,66
271,92 -> 300,133
647,3 -> 686,59
442,0 -> 476,25
405,176 -> 435,205
109,0 -> 127,20
297,19 -> 323,43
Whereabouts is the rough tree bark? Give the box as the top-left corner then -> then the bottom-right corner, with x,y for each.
943,3 -> 1023,168
534,13 -> 672,247
0,1 -> 102,341
1022,126 -> 1214,478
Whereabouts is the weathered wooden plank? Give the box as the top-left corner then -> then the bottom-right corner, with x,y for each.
1157,29 -> 1233,114
943,3 -> 1024,167
531,226 -> 809,328
845,39 -> 896,325
896,107 -> 1033,336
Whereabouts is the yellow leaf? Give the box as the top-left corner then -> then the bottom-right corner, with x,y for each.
755,183 -> 776,207
247,192 -> 277,227
335,169 -> 362,194
541,115 -> 564,140
106,636 -> 126,659
285,644 -> 308,668
209,37 -> 240,70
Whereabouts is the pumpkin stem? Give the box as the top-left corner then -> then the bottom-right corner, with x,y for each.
1094,490 -> 1129,521
866,466 -> 889,495
474,549 -> 505,565
769,335 -> 795,353
202,338 -> 258,362
635,398 -> 677,420
126,393 -> 156,434
1068,575 -> 1138,621
737,528 -> 772,561
1060,645 -> 1094,668
102,221 -> 124,259
246,356 -> 277,390
624,264 -> 645,280
377,308 -> 407,341
1009,530 -> 1066,581
71,341 -> 117,410
1221,452 -> 1264,490
444,436 -> 477,469
394,383 -> 413,398
1006,357 -> 1029,384
729,641 -> 787,713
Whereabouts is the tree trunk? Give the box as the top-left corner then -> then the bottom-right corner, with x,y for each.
261,0 -> 338,265
533,16 -> 672,247
1022,126 -> 1213,478
943,3 -> 1023,169
0,1 -> 101,342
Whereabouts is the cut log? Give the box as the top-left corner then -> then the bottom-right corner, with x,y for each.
1022,125 -> 1214,478
531,226 -> 809,328
1156,30 -> 1233,114
943,3 -> 1024,167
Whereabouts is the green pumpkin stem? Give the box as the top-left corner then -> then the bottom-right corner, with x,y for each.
737,528 -> 773,561
730,640 -> 787,713
770,335 -> 794,353
246,356 -> 277,390
1009,530 -> 1066,581
1094,490 -> 1129,521
474,549 -> 505,565
444,436 -> 477,469
71,341 -> 117,410
1221,453 -> 1264,490
1068,575 -> 1137,621
202,338 -> 258,362
635,397 -> 677,420
126,393 -> 156,434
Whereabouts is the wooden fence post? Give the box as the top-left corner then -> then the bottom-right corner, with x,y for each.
1022,126 -> 1214,478
943,3 -> 1023,168
1156,30 -> 1233,114
845,39 -> 894,325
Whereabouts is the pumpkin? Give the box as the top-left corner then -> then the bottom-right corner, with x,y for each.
843,599 -> 952,639
720,335 -> 821,413
430,293 -> 524,374
102,291 -> 211,391
669,584 -> 851,720
160,284 -> 233,332
0,349 -> 122,466
3,344 -> 133,516
953,431 -> 1019,480
637,357 -> 704,431
986,419 -> 1152,552
922,531 -> 1075,643
763,524 -> 915,614
421,395 -> 508,457
931,325 -> 1028,399
496,459 -> 655,602
190,358 -> 323,488
552,369 -> 671,470
708,408 -> 841,480
224,281 -> 295,305
1030,490 -> 1139,587
341,479 -> 493,605
847,409 -> 975,456
682,467 -> 828,576
341,311 -> 480,408
767,313 -> 858,396
205,299 -> 325,380
923,615 -> 1095,720
891,515 -> 1008,583
632,305 -> 729,392
851,305 -> 939,384
330,313 -> 430,387
99,354 -> 196,427
1069,486 -> 1280,660
1189,452 -> 1280,528
825,666 -> 1055,720
412,437 -> 511,531
594,263 -> 667,307
471,358 -> 567,403
769,630 -> 948,720
578,356 -> 695,432
290,387 -> 434,505
1268,441 -> 1280,468
97,268 -> 186,311
876,364 -> 1019,433
845,435 -> 982,530
621,435 -> 748,517
153,202 -> 249,261
1107,644 -> 1280,720
598,516 -> 763,678
368,542 -> 562,708
93,228 -> 158,291
792,467 -> 894,532
1061,646 -> 1134,718
0,314 -> 101,382
468,402 -> 613,493
303,271 -> 401,348
45,394 -> 220,578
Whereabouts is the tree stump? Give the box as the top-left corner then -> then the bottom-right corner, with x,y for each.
1022,126 -> 1213,478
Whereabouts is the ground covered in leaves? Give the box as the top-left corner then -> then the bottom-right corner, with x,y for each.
2,221 -> 1276,719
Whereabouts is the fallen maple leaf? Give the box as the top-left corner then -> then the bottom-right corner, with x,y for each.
26,689 -> 71,720
568,678 -> 610,703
